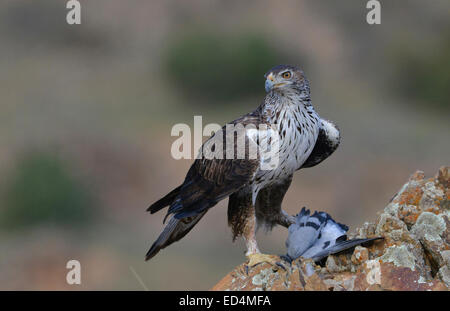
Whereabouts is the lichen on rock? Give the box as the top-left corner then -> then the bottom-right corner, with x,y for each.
411,212 -> 446,242
380,245 -> 416,271
211,166 -> 450,291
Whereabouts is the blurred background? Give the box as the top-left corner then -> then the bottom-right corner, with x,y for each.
0,0 -> 448,290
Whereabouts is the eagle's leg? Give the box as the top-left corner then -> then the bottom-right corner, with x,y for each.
276,210 -> 296,228
243,209 -> 284,269
243,207 -> 260,255
228,190 -> 285,269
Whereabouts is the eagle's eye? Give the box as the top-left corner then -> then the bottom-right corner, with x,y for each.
282,71 -> 292,79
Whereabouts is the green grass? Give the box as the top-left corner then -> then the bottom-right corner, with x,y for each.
164,31 -> 289,103
1,151 -> 95,230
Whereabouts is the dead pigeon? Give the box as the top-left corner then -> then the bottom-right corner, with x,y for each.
285,207 -> 382,263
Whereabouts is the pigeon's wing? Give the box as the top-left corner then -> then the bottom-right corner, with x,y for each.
310,237 -> 384,263
286,208 -> 328,260
302,212 -> 348,258
300,119 -> 340,169
286,208 -> 384,264
301,212 -> 349,258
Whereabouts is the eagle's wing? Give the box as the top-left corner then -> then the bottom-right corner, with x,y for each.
166,112 -> 262,220
146,112 -> 263,260
145,211 -> 207,260
300,119 -> 340,169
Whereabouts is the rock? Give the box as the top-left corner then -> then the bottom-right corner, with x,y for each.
379,245 -> 416,271
211,166 -> 450,291
351,246 -> 369,265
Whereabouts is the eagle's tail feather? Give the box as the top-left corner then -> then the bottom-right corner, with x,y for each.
147,185 -> 182,214
145,210 -> 207,261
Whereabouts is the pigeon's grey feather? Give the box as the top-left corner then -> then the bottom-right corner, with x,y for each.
309,237 -> 383,262
286,207 -> 327,260
300,213 -> 348,258
285,208 -> 383,263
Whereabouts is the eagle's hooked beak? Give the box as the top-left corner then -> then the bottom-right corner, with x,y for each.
265,73 -> 275,92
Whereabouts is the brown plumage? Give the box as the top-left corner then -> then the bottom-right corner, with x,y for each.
146,112 -> 262,260
146,65 -> 340,263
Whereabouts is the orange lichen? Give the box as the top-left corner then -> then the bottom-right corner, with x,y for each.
212,167 -> 450,291
398,186 -> 423,206
402,212 -> 419,225
410,171 -> 425,181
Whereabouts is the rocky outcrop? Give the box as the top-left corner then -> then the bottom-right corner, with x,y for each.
211,167 -> 450,291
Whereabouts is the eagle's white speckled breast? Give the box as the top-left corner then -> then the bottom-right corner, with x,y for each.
248,94 -> 320,204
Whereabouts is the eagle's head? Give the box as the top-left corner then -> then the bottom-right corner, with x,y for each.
264,65 -> 310,95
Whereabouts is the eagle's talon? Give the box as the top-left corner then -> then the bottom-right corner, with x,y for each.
275,261 -> 287,271
246,253 -> 282,269
279,254 -> 293,264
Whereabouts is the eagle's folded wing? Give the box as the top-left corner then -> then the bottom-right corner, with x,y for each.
300,119 -> 340,169
165,113 -> 262,220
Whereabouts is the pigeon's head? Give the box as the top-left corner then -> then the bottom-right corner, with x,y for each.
264,65 -> 310,94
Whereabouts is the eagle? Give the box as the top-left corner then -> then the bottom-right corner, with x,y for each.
145,65 -> 341,267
